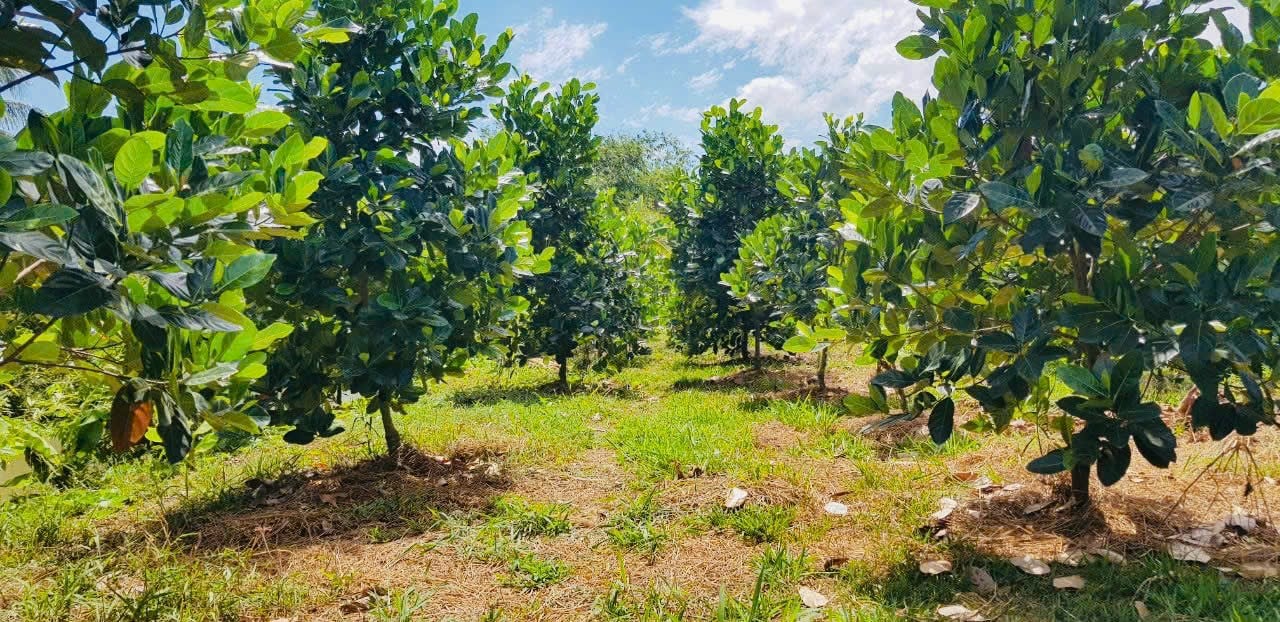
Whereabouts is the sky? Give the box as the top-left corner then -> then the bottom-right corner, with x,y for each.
16,0 -> 1253,149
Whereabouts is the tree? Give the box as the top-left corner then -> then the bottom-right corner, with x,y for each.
591,131 -> 693,206
669,100 -> 789,359
0,0 -> 328,465
256,0 -> 541,455
494,77 -> 647,387
836,0 -> 1280,506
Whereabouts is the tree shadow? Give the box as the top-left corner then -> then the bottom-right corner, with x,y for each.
448,378 -> 638,406
675,354 -> 794,371
670,367 -> 808,394
161,446 -> 512,551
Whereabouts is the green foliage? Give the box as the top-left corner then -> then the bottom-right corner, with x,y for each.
831,0 -> 1280,501
495,77 -> 648,382
0,0 -> 330,463
257,0 -> 539,451
669,100 -> 789,357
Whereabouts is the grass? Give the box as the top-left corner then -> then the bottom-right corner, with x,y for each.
1,341 -> 1278,620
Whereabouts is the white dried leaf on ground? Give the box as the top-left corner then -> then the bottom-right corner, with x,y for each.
1236,563 -> 1280,579
937,604 -> 988,621
932,497 -> 958,521
1169,543 -> 1212,564
920,559 -> 954,575
1023,499 -> 1052,515
1055,549 -> 1087,567
1172,527 -> 1224,548
1089,548 -> 1125,564
1053,575 -> 1086,590
1010,555 -> 1051,575
1224,506 -> 1258,533
824,501 -> 849,516
967,566 -> 998,595
1134,601 -> 1150,619
724,487 -> 749,509
798,586 -> 829,608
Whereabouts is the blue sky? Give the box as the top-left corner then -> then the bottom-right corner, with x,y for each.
18,0 -> 1252,149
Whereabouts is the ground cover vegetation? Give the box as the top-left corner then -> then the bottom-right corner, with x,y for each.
1,0 -> 1280,619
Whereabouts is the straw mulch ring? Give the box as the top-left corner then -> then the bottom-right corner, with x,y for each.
167,445 -> 511,551
937,437 -> 1280,578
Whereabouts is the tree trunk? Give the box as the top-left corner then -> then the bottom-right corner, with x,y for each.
380,403 -> 402,456
816,349 -> 828,392
738,333 -> 749,362
1070,463 -> 1091,507
753,330 -> 762,368
556,352 -> 569,389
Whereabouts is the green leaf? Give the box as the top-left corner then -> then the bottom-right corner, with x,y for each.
1131,420 -> 1176,468
113,136 -> 154,187
978,181 -> 1031,211
783,334 -> 817,353
943,192 -> 981,225
843,394 -> 882,416
27,268 -> 114,317
1097,168 -> 1149,189
1234,129 -> 1280,156
1027,448 -> 1067,475
928,397 -> 955,445
1238,98 -> 1280,135
165,119 -> 195,178
871,369 -> 917,389
251,322 -> 294,350
219,253 -> 276,292
0,169 -> 11,205
158,307 -> 242,332
1056,365 -> 1105,398
59,155 -> 117,224
0,150 -> 55,177
0,231 -> 72,264
895,35 -> 940,59
184,362 -> 239,386
1095,444 -> 1131,486
1069,203 -> 1106,236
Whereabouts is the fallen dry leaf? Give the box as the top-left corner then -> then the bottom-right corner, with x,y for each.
937,604 -> 987,621
824,501 -> 849,516
932,497 -> 958,521
1053,575 -> 1086,590
1223,507 -> 1258,534
967,566 -> 998,595
798,586 -> 829,608
1022,499 -> 1052,515
1089,548 -> 1125,564
1169,543 -> 1212,564
1235,563 -> 1280,579
920,559 -> 954,575
1134,601 -> 1150,619
1010,555 -> 1051,576
724,487 -> 749,509
1055,549 -> 1088,567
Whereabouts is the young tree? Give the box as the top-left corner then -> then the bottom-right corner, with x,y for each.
837,0 -> 1280,506
256,0 -> 541,455
0,0 -> 327,465
669,100 -> 789,359
494,77 -> 647,387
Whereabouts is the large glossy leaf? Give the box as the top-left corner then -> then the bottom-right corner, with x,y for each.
928,397 -> 955,445
27,268 -> 113,317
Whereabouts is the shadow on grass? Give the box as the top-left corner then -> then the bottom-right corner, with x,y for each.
162,446 -> 512,551
670,367 -> 809,394
449,379 -> 639,407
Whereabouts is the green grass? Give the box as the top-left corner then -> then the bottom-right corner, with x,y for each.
1,342 -> 1278,620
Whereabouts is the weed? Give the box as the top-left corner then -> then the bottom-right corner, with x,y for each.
369,587 -> 431,622
498,552 -> 571,590
705,505 -> 796,544
488,496 -> 572,539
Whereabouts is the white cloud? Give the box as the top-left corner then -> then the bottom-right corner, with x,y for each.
516,9 -> 609,84
680,0 -> 934,139
632,103 -> 705,126
688,69 -> 722,92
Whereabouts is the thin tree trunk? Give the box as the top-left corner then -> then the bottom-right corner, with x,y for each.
738,333 -> 749,362
380,403 -> 402,456
753,330 -> 762,368
817,349 -> 828,392
556,352 -> 569,389
1070,463 -> 1092,507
